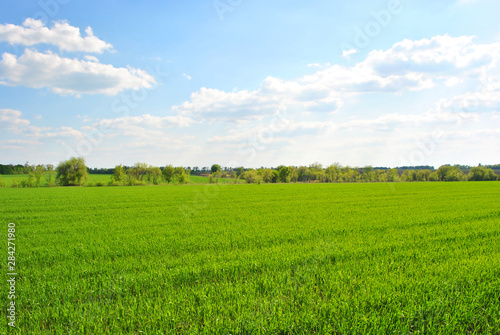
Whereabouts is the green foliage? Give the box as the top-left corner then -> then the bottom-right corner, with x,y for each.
468,166 -> 498,181
243,169 -> 259,183
416,169 -> 431,182
298,166 -> 312,182
112,164 -> 126,183
56,157 -> 89,186
362,166 -> 374,182
436,165 -> 465,182
278,166 -> 291,183
147,166 -> 162,185
387,168 -> 400,182
260,169 -> 274,183
211,164 -> 222,174
174,166 -> 189,184
428,172 -> 437,181
10,178 -> 19,188
235,166 -> 245,178
162,165 -> 175,184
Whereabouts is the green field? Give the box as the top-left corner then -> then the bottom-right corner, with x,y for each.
1,182 -> 499,333
0,174 -> 242,187
188,175 -> 244,184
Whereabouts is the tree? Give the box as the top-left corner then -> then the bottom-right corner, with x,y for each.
260,169 -> 274,183
387,168 -> 400,182
56,157 -> 88,186
163,165 -> 175,184
128,163 -> 149,182
210,170 -> 221,183
211,164 -> 222,174
416,170 -> 431,182
243,170 -> 259,183
468,166 -> 498,181
428,172 -> 439,181
278,166 -> 291,183
325,164 -> 340,182
437,165 -> 453,181
174,166 -> 188,184
297,166 -> 311,182
289,166 -> 298,182
362,166 -> 374,182
147,166 -> 162,185
375,170 -> 387,182
112,165 -> 126,183
401,170 -> 415,182
34,165 -> 45,187
436,165 -> 464,181
235,167 -> 245,178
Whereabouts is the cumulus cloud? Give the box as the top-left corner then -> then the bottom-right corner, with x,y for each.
342,48 -> 357,58
364,35 -> 499,76
0,109 -> 88,154
0,109 -> 30,129
0,18 -> 156,96
174,77 -> 343,122
178,34 -> 500,128
0,49 -> 156,95
0,18 -> 112,53
174,34 -> 500,122
96,114 -> 195,130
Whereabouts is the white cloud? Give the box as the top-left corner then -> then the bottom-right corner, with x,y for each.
84,55 -> 99,62
342,48 -> 357,58
0,18 -> 112,53
174,78 -> 343,122
0,49 -> 156,95
182,73 -> 192,80
3,33 -> 500,167
95,114 -> 195,132
173,34 -> 500,123
0,109 -> 30,129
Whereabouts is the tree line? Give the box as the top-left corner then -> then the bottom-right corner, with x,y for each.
223,164 -> 498,184
0,158 -> 498,188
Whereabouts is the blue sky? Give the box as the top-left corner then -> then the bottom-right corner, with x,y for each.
1,0 -> 499,169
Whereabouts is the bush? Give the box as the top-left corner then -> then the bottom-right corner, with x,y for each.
468,166 -> 498,181
428,172 -> 439,181
108,179 -> 122,186
56,157 -> 88,186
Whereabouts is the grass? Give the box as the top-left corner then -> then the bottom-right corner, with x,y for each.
188,175 -> 244,184
0,174 -> 243,187
0,182 -> 499,333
